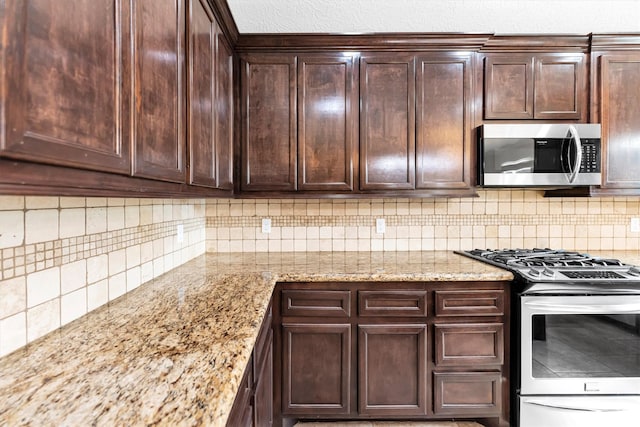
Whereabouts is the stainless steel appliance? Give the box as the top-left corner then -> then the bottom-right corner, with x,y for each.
456,248 -> 640,427
478,124 -> 601,187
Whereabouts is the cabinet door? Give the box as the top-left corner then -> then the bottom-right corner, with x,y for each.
227,361 -> 254,427
214,33 -> 234,190
535,54 -> 585,120
416,53 -> 472,190
282,323 -> 351,415
241,54 -> 297,191
360,54 -> 416,190
358,324 -> 427,416
132,0 -> 186,182
254,330 -> 273,427
187,0 -> 232,189
600,54 -> 640,188
298,55 -> 358,191
484,54 -> 534,119
1,0 -> 131,174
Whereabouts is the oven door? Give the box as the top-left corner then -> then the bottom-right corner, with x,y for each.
520,295 -> 640,395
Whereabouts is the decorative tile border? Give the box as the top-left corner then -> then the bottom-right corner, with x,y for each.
0,218 -> 203,282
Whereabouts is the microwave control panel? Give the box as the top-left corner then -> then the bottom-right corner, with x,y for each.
580,139 -> 601,173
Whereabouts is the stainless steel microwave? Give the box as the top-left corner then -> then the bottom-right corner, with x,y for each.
478,124 -> 602,187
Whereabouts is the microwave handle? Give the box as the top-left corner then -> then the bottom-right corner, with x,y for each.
566,125 -> 582,183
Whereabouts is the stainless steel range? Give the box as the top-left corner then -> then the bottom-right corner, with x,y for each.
456,248 -> 640,427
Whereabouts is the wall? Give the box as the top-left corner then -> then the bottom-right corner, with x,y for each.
206,190 -> 640,253
0,196 -> 205,357
227,0 -> 640,34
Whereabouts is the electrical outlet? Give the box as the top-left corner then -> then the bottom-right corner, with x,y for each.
631,217 -> 640,233
262,218 -> 272,234
176,224 -> 184,243
376,218 -> 386,234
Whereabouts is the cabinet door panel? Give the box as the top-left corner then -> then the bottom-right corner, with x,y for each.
484,55 -> 534,119
132,0 -> 186,182
254,331 -> 273,427
433,371 -> 501,416
360,54 -> 415,190
188,0 -> 216,187
416,53 -> 472,190
187,1 -> 232,190
434,323 -> 504,367
227,360 -> 254,427
282,323 -> 351,415
298,55 -> 357,191
358,324 -> 427,416
215,35 -> 234,190
535,55 -> 584,119
241,55 -> 296,191
600,54 -> 640,188
1,0 -> 130,173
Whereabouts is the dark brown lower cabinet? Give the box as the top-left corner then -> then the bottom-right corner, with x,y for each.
228,302 -> 273,427
227,358 -> 254,427
358,324 -> 427,416
281,323 -> 352,415
273,281 -> 510,427
254,331 -> 273,426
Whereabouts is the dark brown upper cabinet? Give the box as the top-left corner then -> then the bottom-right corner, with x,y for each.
360,54 -> 416,190
187,0 -> 233,189
1,0 -> 132,174
240,54 -> 297,191
298,54 -> 358,191
484,53 -> 586,120
131,0 -> 187,183
595,52 -> 640,190
416,53 -> 473,191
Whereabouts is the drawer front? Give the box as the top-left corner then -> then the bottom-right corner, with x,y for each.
433,371 -> 501,416
281,290 -> 351,317
435,290 -> 504,317
434,323 -> 504,366
358,290 -> 428,317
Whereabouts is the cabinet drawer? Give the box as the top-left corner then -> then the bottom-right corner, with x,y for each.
435,290 -> 504,316
281,290 -> 351,317
433,371 -> 501,416
434,323 -> 504,366
358,290 -> 427,317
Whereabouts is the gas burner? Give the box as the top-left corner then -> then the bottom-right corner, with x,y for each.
456,248 -> 640,284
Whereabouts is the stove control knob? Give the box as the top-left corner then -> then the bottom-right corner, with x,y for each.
528,268 -> 541,277
542,268 -> 554,277
628,267 -> 640,277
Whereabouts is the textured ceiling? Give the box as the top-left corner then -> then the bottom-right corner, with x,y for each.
226,0 -> 640,34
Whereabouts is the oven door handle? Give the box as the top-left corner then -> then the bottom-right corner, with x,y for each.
524,300 -> 640,313
524,399 -> 628,413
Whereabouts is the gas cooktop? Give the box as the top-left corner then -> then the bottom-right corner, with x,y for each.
456,248 -> 640,284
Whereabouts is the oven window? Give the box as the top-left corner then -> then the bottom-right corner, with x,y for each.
532,314 -> 640,378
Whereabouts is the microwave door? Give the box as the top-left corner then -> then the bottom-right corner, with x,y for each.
484,138 -> 534,173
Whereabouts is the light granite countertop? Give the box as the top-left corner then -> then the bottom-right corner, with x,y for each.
8,249 -> 635,426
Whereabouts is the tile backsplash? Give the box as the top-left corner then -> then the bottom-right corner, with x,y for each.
2,190 -> 640,357
205,190 -> 640,253
0,196 -> 206,357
